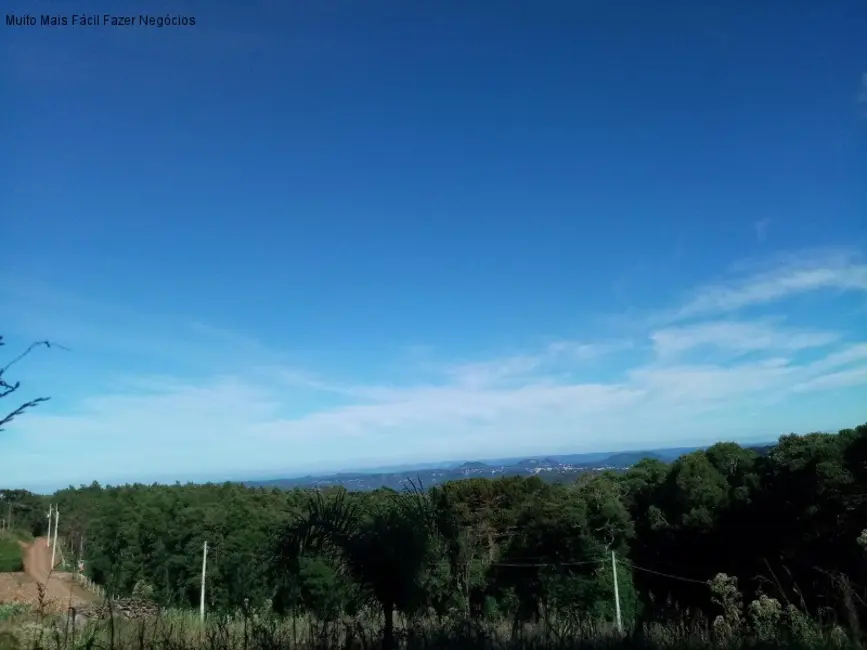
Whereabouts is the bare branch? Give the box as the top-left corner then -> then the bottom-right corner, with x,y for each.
0,335 -> 65,431
0,397 -> 50,431
0,338 -> 69,378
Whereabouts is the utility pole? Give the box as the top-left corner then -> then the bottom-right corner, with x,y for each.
46,504 -> 53,547
51,507 -> 59,569
78,535 -> 85,578
612,550 -> 623,634
200,540 -> 208,623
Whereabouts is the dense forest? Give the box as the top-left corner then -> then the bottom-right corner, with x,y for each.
2,423 -> 866,648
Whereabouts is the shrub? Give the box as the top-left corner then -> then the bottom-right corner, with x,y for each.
0,537 -> 23,572
0,603 -> 29,621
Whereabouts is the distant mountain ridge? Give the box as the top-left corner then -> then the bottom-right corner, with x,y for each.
457,461 -> 489,470
601,451 -> 664,467
244,443 -> 773,492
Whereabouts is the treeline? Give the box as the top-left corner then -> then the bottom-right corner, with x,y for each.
2,424 -> 866,641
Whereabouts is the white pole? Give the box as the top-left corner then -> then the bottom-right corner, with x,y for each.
46,504 -> 53,547
51,507 -> 59,569
612,550 -> 623,634
200,540 -> 208,623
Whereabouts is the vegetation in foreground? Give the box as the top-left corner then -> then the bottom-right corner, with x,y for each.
0,596 -> 864,650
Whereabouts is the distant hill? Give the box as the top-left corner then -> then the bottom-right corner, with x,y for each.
245,443 -> 774,492
458,461 -> 489,470
750,444 -> 774,456
518,458 -> 560,468
598,451 -> 664,467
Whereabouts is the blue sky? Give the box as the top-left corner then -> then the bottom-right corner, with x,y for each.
2,0 -> 866,492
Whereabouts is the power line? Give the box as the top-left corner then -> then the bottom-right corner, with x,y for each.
617,559 -> 709,586
492,559 -> 606,567
491,556 -> 710,587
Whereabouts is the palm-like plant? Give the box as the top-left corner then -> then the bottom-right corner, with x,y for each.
274,482 -> 440,650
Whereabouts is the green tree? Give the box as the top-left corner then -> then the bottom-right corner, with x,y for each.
276,486 -> 441,650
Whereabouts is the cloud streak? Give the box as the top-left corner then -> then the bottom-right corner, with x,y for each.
2,248 -> 866,491
651,320 -> 839,360
672,250 -> 867,320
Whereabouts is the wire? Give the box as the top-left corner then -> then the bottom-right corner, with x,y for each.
618,559 -> 709,586
491,556 -> 710,586
492,559 -> 606,567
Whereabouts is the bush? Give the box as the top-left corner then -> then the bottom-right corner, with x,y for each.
0,536 -> 23,572
0,602 -> 29,621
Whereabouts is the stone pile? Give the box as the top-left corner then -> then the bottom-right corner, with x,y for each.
73,597 -> 162,622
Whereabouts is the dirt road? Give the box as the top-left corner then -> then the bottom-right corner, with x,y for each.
23,537 -> 57,584
0,537 -> 95,610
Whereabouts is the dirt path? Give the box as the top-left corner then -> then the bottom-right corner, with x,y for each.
0,537 -> 97,610
22,537 -> 56,584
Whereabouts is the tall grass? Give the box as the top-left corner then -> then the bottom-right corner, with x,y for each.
0,606 -> 861,650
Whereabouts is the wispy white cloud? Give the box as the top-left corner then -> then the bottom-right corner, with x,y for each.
443,340 -> 632,389
673,249 -> 867,320
2,248 -> 866,490
803,343 -> 867,376
792,366 -> 867,393
650,320 -> 839,359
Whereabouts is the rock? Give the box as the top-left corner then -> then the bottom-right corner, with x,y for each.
75,597 -> 162,620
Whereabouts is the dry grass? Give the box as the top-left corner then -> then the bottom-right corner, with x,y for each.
0,607 -> 861,650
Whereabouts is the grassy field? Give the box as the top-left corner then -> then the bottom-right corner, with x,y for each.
0,606 -> 861,650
